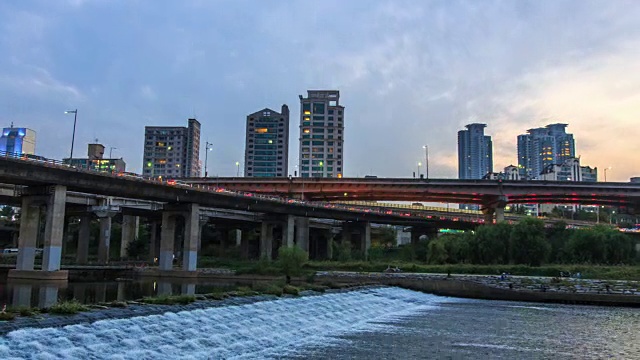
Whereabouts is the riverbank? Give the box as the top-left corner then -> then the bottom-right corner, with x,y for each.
315,271 -> 640,307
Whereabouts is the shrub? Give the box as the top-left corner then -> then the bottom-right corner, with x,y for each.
141,295 -> 196,305
278,246 -> 308,282
510,217 -> 550,266
49,300 -> 89,315
0,312 -> 16,321
283,285 -> 300,296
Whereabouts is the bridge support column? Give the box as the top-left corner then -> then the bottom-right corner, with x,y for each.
234,229 -> 242,246
159,212 -> 176,271
495,206 -> 505,223
360,222 -> 371,260
76,214 -> 91,264
295,217 -> 310,252
120,215 -> 139,259
149,220 -> 159,262
98,216 -> 112,264
283,215 -> 295,248
260,222 -> 273,260
11,185 -> 69,281
182,204 -> 200,272
15,197 -> 40,271
41,185 -> 67,272
326,230 -> 334,260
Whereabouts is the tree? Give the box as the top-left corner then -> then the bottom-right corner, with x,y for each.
546,221 -> 571,263
278,246 -> 308,284
509,217 -> 550,266
468,223 -> 511,264
427,239 -> 448,264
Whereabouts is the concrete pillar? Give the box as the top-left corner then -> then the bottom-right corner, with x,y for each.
183,204 -> 200,272
16,198 -> 40,271
12,284 -> 33,308
98,216 -> 112,264
495,207 -> 505,223
234,229 -> 242,246
295,217 -> 310,251
157,281 -> 172,296
159,212 -> 176,270
149,221 -> 159,262
260,222 -> 273,260
38,285 -> 59,309
326,231 -> 334,260
120,215 -> 139,258
360,222 -> 371,260
341,223 -> 351,245
181,283 -> 196,295
283,215 -> 295,248
41,185 -> 67,272
95,283 -> 107,303
117,282 -> 125,301
76,215 -> 91,264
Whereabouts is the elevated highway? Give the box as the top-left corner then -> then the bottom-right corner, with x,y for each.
182,177 -> 640,208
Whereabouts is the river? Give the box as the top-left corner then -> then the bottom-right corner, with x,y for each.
0,287 -> 638,359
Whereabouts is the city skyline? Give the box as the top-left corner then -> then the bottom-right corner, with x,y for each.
1,1 -> 639,180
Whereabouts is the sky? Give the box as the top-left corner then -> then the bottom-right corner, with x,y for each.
1,0 -> 639,181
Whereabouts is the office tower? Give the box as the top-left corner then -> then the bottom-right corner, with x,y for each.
143,118 -> 201,178
457,123 -> 493,179
517,123 -> 575,179
64,143 -> 126,173
244,105 -> 290,177
298,90 -> 344,178
0,125 -> 36,155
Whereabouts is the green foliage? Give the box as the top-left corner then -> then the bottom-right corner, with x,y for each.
278,246 -> 309,278
126,236 -> 148,259
509,217 -> 550,266
566,226 -> 636,264
283,285 -> 300,296
470,223 -> 511,264
426,240 -> 448,264
141,295 -> 196,305
8,306 -> 39,317
333,241 -> 353,262
0,312 -> 16,321
49,300 -> 90,315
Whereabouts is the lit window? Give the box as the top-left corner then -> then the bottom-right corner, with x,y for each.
255,128 -> 268,133
304,110 -> 311,115
303,128 -> 310,134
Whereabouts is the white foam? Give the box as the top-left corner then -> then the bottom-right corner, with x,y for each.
0,288 -> 454,359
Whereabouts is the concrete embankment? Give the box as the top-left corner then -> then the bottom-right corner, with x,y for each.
316,272 -> 640,307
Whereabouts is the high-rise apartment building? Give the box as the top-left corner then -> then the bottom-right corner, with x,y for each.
142,118 -> 201,178
0,125 -> 36,155
244,105 -> 289,177
299,90 -> 344,178
457,123 -> 493,179
517,123 -> 575,179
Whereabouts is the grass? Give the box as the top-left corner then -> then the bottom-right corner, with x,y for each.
0,312 -> 16,321
141,294 -> 196,305
8,306 -> 39,317
49,300 -> 90,315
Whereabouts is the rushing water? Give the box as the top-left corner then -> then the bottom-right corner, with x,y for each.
0,287 -> 638,359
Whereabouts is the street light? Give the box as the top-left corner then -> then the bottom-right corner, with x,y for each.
604,166 -> 612,182
423,145 -> 429,179
204,141 -> 213,177
235,161 -> 240,177
109,147 -> 117,159
65,109 -> 78,160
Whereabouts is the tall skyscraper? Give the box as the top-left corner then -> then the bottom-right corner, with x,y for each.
143,118 -> 201,178
517,123 -> 575,179
244,105 -> 289,177
0,126 -> 36,155
298,90 -> 344,178
457,123 -> 493,179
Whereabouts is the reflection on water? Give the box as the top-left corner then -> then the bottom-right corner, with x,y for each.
0,278 -> 246,309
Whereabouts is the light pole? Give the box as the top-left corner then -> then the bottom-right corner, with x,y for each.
204,141 -> 213,177
109,147 -> 117,159
423,145 -> 429,179
65,109 -> 78,160
604,167 -> 612,182
235,161 -> 240,177
610,210 -> 615,225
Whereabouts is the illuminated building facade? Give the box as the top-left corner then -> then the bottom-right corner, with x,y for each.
244,105 -> 289,177
457,123 -> 493,180
517,123 -> 575,179
0,126 -> 36,155
143,118 -> 201,178
64,143 -> 126,173
298,90 -> 344,178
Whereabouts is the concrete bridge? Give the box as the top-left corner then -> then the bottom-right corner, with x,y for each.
183,177 -> 640,207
